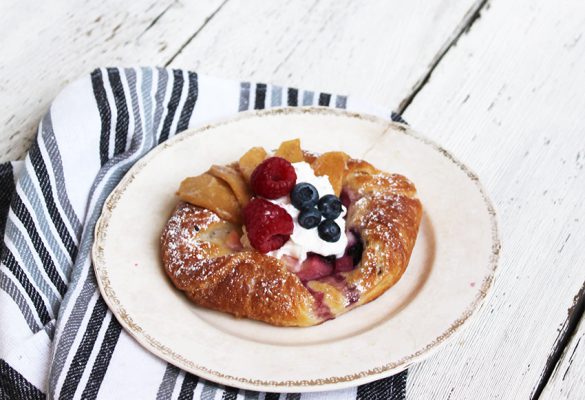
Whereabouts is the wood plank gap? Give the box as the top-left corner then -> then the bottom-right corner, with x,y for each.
531,282 -> 585,400
164,0 -> 231,67
396,0 -> 489,114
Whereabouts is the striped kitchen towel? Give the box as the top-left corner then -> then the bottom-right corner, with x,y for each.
0,67 -> 408,400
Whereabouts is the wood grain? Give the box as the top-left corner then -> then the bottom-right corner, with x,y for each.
0,0 -> 225,162
0,0 -> 487,163
2,0 -> 584,396
402,0 -> 585,398
168,0 -> 483,112
542,298 -> 585,399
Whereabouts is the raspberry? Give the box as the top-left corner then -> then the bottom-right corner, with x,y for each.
243,198 -> 293,253
250,157 -> 297,199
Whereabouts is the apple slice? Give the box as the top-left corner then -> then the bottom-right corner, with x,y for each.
238,146 -> 267,182
209,165 -> 251,207
178,173 -> 241,224
311,151 -> 350,196
275,138 -> 304,163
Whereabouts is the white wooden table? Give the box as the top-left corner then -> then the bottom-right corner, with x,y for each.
1,0 -> 584,398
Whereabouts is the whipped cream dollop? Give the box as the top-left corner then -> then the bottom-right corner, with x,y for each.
267,162 -> 348,262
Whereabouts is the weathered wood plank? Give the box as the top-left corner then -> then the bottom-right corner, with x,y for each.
168,0 -> 483,111
3,0 -> 583,396
0,0 -> 225,162
401,0 -> 585,398
541,288 -> 585,400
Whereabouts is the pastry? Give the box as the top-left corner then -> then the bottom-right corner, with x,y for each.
161,139 -> 422,326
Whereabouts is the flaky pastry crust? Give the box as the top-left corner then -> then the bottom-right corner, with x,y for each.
161,155 -> 422,326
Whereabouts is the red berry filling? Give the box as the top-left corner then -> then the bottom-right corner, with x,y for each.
243,198 -> 293,253
334,255 -> 354,272
340,188 -> 359,208
250,157 -> 297,199
296,254 -> 334,281
290,230 -> 364,281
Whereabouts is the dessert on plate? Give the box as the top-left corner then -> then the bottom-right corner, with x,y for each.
160,139 -> 422,327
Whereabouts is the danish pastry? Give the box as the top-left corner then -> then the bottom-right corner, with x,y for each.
161,139 -> 422,326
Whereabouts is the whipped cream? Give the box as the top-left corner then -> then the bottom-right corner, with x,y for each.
267,162 -> 348,262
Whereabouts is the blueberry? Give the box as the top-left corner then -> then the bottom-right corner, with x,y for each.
318,220 -> 341,242
298,208 -> 321,229
291,182 -> 319,210
318,194 -> 343,219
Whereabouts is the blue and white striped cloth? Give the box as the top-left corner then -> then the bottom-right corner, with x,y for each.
0,67 -> 408,400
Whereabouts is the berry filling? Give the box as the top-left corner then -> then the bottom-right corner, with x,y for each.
340,188 -> 359,209
285,230 -> 364,281
296,254 -> 334,281
307,288 -> 334,320
334,255 -> 354,272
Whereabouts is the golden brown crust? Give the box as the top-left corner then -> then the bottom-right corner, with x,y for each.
161,203 -> 319,326
161,154 -> 422,327
345,193 -> 422,304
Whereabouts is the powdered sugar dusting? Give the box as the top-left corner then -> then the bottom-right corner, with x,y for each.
160,156 -> 422,326
160,202 -> 319,325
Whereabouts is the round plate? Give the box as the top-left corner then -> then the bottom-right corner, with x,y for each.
93,107 -> 499,392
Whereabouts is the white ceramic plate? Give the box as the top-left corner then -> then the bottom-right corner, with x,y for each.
93,108 -> 499,393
